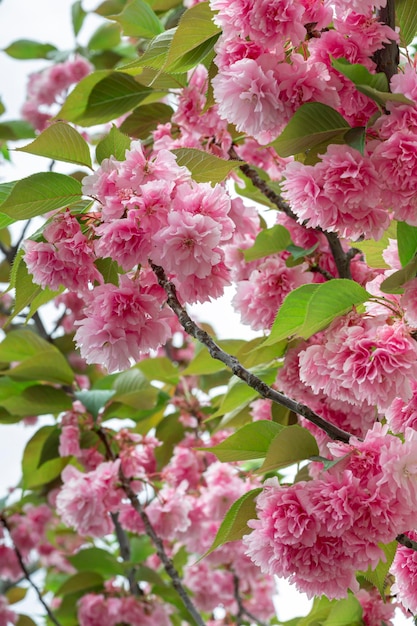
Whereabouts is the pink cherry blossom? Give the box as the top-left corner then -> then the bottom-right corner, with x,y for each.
233,255 -> 312,330
282,145 -> 389,240
0,596 -> 17,626
74,274 -> 173,372
56,461 -> 121,537
212,54 -> 286,145
391,530 -> 417,614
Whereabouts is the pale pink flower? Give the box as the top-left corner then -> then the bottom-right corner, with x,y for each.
0,596 -> 17,626
401,278 -> 417,327
246,0 -> 307,48
250,399 -> 272,421
391,530 -> 417,614
56,461 -> 121,537
146,482 -> 192,539
212,54 -> 286,145
299,315 -> 417,410
334,12 -> 398,56
152,211 -> 222,279
78,594 -> 120,626
174,259 -> 231,304
233,255 -> 311,330
330,0 -> 387,18
94,209 -> 150,270
386,380 -> 417,434
356,589 -> 396,626
372,131 -> 417,224
0,545 -> 21,581
183,561 -> 235,612
74,274 -> 173,372
282,145 -> 389,240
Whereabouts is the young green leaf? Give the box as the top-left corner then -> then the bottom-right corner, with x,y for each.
162,2 -> 220,72
256,424 -> 319,473
397,221 -> 417,267
119,103 -> 173,139
380,255 -> 417,294
0,172 -> 82,220
243,224 -> 292,262
17,122 -> 92,168
203,420 -> 284,462
264,279 -> 369,345
72,0 -> 87,37
109,0 -> 164,38
95,125 -> 131,163
358,541 -> 397,598
396,0 -> 417,46
4,39 -> 57,59
203,488 -> 262,556
87,22 -> 121,51
172,148 -> 240,183
271,103 -> 351,158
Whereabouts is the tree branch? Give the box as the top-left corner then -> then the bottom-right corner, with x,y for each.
231,150 -> 357,279
233,573 -> 269,626
96,427 -> 203,620
118,472 -> 207,626
396,533 -> 417,552
151,263 -> 352,444
372,0 -> 399,85
0,515 -> 63,626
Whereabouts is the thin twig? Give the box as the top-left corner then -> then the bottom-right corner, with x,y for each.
0,515 -> 63,626
111,512 -> 142,597
151,263 -> 352,444
119,473 -> 206,626
231,150 -> 358,279
396,534 -> 417,552
233,573 -> 269,626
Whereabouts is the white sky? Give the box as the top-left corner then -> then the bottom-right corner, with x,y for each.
0,2 -> 412,624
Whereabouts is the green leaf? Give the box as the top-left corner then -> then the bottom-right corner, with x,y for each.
75,389 -> 116,418
332,57 -> 389,92
95,0 -> 126,16
69,548 -> 124,577
57,70 -> 111,122
323,596 -> 362,626
136,357 -> 179,384
94,257 -> 121,285
264,279 -> 369,345
3,39 -> 57,59
88,22 -> 121,51
332,57 -> 413,108
74,73 -> 154,126
172,148 -> 240,183
204,420 -> 284,462
397,221 -> 417,266
380,255 -> 417,294
72,0 -> 87,37
155,413 -> 185,469
121,29 -> 175,73
0,329 -> 74,385
272,103 -> 350,158
0,172 -> 82,221
95,125 -> 131,163
163,2 -> 219,72
350,219 -> 396,270
359,541 -> 397,597
22,426 -> 68,489
397,0 -> 417,46
344,126 -> 365,155
130,536 -> 155,563
109,0 -> 163,38
8,250 -> 63,323
56,571 -> 104,596
256,425 -> 319,473
16,616 -> 37,626
17,122 -> 92,168
6,587 -> 28,604
0,385 -> 72,416
204,488 -> 262,556
0,120 -> 36,141
243,224 -> 291,262
119,103 -> 173,139
167,35 -> 218,73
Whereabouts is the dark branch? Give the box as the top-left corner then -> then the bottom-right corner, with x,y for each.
372,0 -> 399,85
151,263 -> 352,444
233,573 -> 269,626
231,150 -> 357,279
396,533 -> 417,552
0,515 -> 63,626
118,472 -> 206,626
